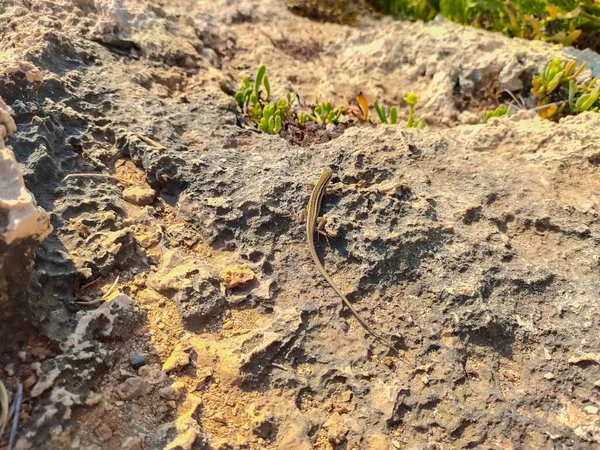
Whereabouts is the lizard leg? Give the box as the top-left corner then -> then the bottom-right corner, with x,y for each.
316,216 -> 332,247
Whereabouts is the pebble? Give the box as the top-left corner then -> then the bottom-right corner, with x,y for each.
583,405 -> 599,414
116,377 -> 152,401
223,320 -> 234,330
162,348 -> 190,373
123,186 -> 156,206
158,381 -> 185,400
323,412 -> 348,445
544,372 -> 555,380
212,411 -> 227,424
138,364 -> 168,385
130,354 -> 146,370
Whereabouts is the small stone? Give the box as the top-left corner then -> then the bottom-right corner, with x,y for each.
584,405 -> 599,414
18,351 -> 27,361
123,186 -> 156,206
392,439 -> 401,449
137,231 -> 161,249
139,364 -> 168,385
137,288 -> 163,306
195,367 -> 213,390
223,320 -> 234,330
220,264 -> 255,289
130,354 -> 146,370
116,377 -> 152,401
363,229 -> 379,241
544,372 -> 555,380
162,348 -> 190,373
158,403 -> 170,413
340,390 -> 353,403
323,412 -> 348,445
86,392 -> 103,406
95,423 -> 113,442
159,381 -> 185,400
212,411 -> 227,424
165,428 -> 197,450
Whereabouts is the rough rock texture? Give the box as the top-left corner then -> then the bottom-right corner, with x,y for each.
2,0 -> 600,449
0,93 -> 52,331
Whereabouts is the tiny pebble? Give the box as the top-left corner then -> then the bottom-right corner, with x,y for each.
223,320 -> 234,330
130,354 -> 147,370
584,405 -> 599,414
544,372 -> 555,380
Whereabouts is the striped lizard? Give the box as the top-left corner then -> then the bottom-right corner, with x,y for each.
306,167 -> 401,356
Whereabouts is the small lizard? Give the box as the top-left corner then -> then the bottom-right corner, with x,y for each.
306,167 -> 402,356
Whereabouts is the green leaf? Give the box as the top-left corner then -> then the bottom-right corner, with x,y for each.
275,115 -> 282,134
568,80 -> 577,110
390,106 -> 398,124
254,65 -> 266,96
575,85 -> 600,111
234,92 -> 245,108
547,70 -> 565,94
374,102 -> 387,123
264,75 -> 271,101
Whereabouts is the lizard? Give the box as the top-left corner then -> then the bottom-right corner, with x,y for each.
306,167 -> 402,356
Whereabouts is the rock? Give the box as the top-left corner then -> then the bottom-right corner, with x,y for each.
123,186 -> 156,206
162,348 -> 191,373
252,413 -> 277,439
366,435 -> 393,450
164,428 -> 198,450
139,364 -> 168,385
194,367 -> 213,390
147,250 -> 225,329
137,231 -> 161,249
0,97 -> 52,308
95,423 -> 113,442
584,405 -> 599,415
130,354 -> 146,370
60,295 -> 141,354
323,412 -> 348,445
136,288 -> 163,306
31,368 -> 61,398
117,377 -> 152,401
219,264 -> 255,289
158,381 -> 185,400
544,372 -> 555,380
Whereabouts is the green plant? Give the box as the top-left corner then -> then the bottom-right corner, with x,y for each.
258,103 -> 283,134
370,0 -> 600,54
298,98 -> 344,125
531,58 -> 599,118
403,92 -> 425,128
373,101 -> 398,124
481,104 -> 514,123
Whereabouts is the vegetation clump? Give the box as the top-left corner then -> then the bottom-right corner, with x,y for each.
370,0 -> 600,52
232,65 -> 425,144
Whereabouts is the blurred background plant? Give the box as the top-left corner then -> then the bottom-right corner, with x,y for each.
287,0 -> 600,52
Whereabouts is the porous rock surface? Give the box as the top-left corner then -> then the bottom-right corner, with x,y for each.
0,94 -> 52,312
1,0 -> 600,449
